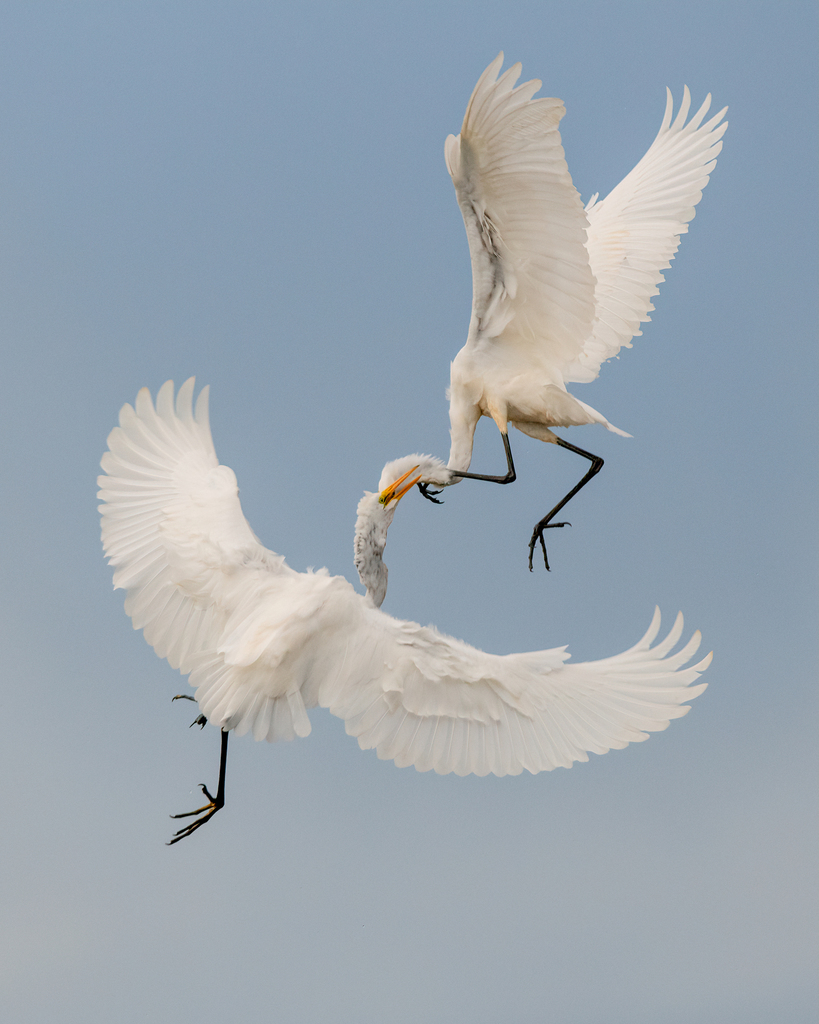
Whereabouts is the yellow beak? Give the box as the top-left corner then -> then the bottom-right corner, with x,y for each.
379,465 -> 421,506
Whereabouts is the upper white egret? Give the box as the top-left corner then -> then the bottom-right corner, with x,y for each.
99,379 -> 711,843
431,54 -> 727,569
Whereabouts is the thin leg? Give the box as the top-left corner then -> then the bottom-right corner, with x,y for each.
451,432 -> 517,485
167,729 -> 229,845
528,437 -> 604,572
419,433 -> 516,504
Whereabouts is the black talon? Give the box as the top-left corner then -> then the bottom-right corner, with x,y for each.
528,522 -> 571,572
166,717 -> 229,846
172,693 -> 207,729
418,482 -> 444,504
167,793 -> 221,843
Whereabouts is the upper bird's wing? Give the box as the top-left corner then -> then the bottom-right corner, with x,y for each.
446,53 -> 596,372
99,378 -> 348,743
320,606 -> 711,777
565,88 -> 728,383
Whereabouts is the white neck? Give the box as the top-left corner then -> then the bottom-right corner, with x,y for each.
354,494 -> 396,608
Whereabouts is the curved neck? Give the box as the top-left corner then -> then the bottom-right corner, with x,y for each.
354,497 -> 394,608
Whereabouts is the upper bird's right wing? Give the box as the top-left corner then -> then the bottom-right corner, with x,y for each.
565,88 -> 728,383
446,53 -> 596,372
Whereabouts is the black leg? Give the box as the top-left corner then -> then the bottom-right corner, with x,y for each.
528,437 -> 604,572
167,728 -> 229,846
451,432 -> 517,485
419,432 -> 516,503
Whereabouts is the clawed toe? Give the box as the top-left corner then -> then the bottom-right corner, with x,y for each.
418,482 -> 444,504
166,729 -> 229,846
528,521 -> 572,573
172,693 -> 207,729
167,784 -> 223,845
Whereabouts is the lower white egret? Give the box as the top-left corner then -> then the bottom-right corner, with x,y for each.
435,54 -> 727,569
99,379 -> 711,844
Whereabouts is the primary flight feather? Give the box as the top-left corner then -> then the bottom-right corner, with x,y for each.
99,380 -> 710,839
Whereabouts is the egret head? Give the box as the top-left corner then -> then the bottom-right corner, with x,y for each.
377,454 -> 451,494
376,461 -> 424,510
355,455 -> 451,609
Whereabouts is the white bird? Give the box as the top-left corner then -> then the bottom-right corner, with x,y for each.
432,54 -> 727,569
99,379 -> 711,843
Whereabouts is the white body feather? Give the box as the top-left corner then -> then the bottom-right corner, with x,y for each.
99,380 -> 711,776
446,54 -> 727,470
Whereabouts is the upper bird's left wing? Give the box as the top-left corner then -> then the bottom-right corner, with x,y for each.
565,88 -> 727,383
446,53 -> 596,370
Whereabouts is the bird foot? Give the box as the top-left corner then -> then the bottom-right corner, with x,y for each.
418,482 -> 444,504
528,522 -> 571,572
172,693 -> 207,729
167,784 -> 224,845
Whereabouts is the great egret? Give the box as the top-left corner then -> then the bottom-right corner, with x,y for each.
434,54 -> 727,569
99,379 -> 711,844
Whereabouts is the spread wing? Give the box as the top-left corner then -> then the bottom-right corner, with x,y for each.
98,378 -> 334,743
100,380 -> 711,775
323,606 -> 711,776
446,53 -> 596,373
566,88 -> 728,383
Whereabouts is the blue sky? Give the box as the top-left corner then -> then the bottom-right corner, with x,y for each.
0,2 -> 816,1021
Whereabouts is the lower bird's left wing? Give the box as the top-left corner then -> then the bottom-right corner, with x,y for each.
320,607 -> 711,777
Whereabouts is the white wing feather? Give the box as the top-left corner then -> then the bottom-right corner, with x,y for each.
447,53 -> 596,371
447,57 -> 726,391
329,606 -> 710,776
99,378 -> 315,742
566,88 -> 728,382
100,381 -> 711,775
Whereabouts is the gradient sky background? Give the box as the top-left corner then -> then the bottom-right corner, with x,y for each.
0,3 -> 815,1022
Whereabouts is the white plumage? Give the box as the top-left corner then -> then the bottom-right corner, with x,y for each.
446,52 -> 727,463
440,55 -> 726,566
99,379 -> 711,778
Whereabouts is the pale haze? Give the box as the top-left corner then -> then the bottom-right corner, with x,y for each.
0,3 -> 815,1022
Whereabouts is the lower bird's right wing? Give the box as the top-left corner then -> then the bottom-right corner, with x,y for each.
99,379 -> 339,742
321,606 -> 711,777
